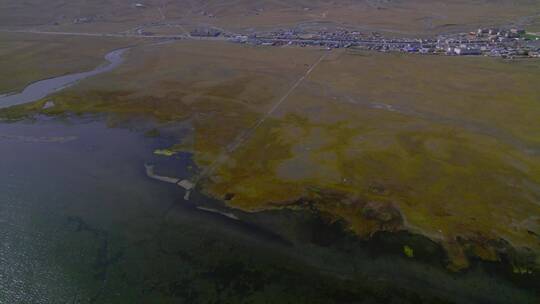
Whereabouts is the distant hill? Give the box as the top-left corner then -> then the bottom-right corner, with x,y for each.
2,0 -> 539,35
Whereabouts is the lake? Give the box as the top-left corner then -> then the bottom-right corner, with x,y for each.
0,116 -> 537,303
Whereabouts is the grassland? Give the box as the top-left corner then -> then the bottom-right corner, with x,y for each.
206,51 -> 540,271
3,38 -> 540,274
0,33 -> 137,94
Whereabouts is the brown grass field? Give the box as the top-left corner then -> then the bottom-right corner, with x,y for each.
2,0 -> 540,35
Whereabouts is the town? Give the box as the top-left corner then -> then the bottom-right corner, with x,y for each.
221,27 -> 540,58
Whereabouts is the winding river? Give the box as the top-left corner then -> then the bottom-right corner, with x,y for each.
0,48 -> 127,109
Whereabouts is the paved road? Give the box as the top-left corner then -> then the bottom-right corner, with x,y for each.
0,29 -> 228,42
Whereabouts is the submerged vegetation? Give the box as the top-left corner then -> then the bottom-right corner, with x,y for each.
404,246 -> 414,258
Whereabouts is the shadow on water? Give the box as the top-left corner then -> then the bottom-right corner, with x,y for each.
203,200 -> 540,304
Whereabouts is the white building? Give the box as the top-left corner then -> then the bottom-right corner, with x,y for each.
454,47 -> 482,55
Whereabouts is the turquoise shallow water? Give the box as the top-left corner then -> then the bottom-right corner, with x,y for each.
0,117 -> 538,303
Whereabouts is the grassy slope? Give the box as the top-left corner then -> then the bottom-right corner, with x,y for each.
1,0 -> 540,35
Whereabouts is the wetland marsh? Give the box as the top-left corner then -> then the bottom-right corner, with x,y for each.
1,116 -> 537,303
2,1 -> 540,302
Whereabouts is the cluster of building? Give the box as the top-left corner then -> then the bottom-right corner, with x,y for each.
190,28 -> 222,37
474,27 -> 526,39
437,27 -> 539,58
228,27 -> 540,58
72,15 -> 102,24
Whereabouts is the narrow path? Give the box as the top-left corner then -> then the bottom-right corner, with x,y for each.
227,52 -> 327,153
158,7 -> 166,21
191,51 -> 329,189
0,29 -> 189,39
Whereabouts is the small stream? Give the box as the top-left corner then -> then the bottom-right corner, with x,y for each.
0,48 -> 127,109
